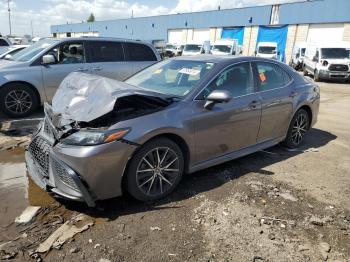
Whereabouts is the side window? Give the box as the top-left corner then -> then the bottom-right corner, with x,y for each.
125,43 -> 157,61
89,41 -> 124,62
46,42 -> 85,65
198,62 -> 254,99
256,62 -> 291,91
0,39 -> 9,46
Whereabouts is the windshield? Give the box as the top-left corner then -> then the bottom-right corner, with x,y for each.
125,59 -> 215,97
10,39 -> 58,62
166,44 -> 175,49
184,44 -> 202,52
301,48 -> 306,56
258,46 -> 277,54
212,45 -> 231,53
321,48 -> 350,59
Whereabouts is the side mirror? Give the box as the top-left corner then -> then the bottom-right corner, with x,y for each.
312,56 -> 318,62
4,54 -> 12,60
201,49 -> 205,54
254,50 -> 257,56
204,90 -> 231,110
296,53 -> 300,58
42,54 -> 55,65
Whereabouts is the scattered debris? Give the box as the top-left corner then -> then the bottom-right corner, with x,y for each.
94,244 -> 101,249
279,192 -> 298,202
98,259 -> 111,262
319,242 -> 331,253
36,214 -> 94,253
310,216 -> 325,226
88,239 -> 93,243
150,226 -> 162,231
0,250 -> 17,260
15,206 -> 41,224
69,247 -> 80,254
298,244 -> 311,252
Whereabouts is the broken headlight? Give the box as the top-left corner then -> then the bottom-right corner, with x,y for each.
61,129 -> 130,146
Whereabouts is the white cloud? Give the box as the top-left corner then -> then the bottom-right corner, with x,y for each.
0,0 -> 303,37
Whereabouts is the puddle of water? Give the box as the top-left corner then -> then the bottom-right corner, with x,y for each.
0,148 -> 56,226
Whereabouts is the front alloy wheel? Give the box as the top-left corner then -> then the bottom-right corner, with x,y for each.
127,138 -> 184,201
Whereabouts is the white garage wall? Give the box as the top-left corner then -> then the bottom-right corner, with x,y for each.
307,23 -> 344,43
168,29 -> 183,44
192,29 -> 210,42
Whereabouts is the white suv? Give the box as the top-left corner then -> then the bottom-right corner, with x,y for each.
0,37 -> 160,117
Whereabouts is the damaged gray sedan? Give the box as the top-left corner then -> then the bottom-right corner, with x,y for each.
26,56 -> 320,207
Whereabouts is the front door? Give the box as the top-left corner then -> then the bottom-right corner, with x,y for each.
253,61 -> 294,142
192,62 -> 262,163
41,41 -> 90,101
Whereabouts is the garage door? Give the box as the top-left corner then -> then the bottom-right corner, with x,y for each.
192,29 -> 210,42
307,24 -> 344,43
256,25 -> 288,62
168,29 -> 183,44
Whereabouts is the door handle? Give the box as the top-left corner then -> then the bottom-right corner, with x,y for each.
76,68 -> 88,72
92,66 -> 102,71
249,100 -> 259,109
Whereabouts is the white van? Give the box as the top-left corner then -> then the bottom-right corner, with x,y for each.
182,41 -> 204,56
255,42 -> 278,60
290,42 -> 307,70
303,42 -> 350,82
211,39 -> 239,55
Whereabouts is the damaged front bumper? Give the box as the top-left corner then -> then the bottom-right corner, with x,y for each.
25,113 -> 138,207
25,148 -> 95,207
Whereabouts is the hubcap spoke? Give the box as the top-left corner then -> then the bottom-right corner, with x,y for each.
5,90 -> 32,114
136,147 -> 180,197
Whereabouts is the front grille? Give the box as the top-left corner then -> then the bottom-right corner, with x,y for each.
28,136 -> 51,176
51,157 -> 79,191
328,64 -> 349,72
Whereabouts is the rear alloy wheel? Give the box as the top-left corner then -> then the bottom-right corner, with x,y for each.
283,109 -> 310,148
0,83 -> 39,118
126,138 -> 184,201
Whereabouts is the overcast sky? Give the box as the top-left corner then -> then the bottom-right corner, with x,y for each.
0,0 -> 303,37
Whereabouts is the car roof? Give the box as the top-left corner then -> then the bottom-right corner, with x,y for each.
54,36 -> 152,45
258,42 -> 277,47
172,55 -> 279,64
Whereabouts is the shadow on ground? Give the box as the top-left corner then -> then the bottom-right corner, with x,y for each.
50,128 -> 337,220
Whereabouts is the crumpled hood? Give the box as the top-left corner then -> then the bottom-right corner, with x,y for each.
52,72 -> 164,123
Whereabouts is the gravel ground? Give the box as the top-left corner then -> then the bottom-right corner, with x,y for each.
0,79 -> 349,262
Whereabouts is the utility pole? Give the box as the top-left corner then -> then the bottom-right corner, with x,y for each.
31,20 -> 33,38
7,0 -> 12,36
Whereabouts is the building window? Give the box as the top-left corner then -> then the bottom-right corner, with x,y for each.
270,5 -> 280,25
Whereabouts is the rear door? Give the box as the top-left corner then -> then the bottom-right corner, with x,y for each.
87,40 -> 132,81
253,61 -> 294,142
41,41 -> 90,101
123,42 -> 158,74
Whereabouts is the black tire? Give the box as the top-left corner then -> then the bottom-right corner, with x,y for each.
0,83 -> 39,118
314,70 -> 321,82
126,138 -> 184,201
282,109 -> 310,149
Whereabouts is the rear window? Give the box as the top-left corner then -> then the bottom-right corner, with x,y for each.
89,41 -> 124,62
124,43 -> 157,61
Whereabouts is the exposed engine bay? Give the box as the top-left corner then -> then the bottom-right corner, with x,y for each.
44,72 -> 174,141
